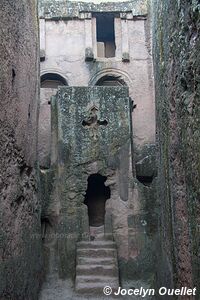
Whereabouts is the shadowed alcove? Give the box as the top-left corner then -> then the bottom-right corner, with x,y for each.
95,75 -> 125,86
84,174 -> 111,227
41,73 -> 68,88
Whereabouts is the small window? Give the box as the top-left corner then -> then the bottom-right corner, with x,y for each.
41,73 -> 68,88
95,13 -> 117,58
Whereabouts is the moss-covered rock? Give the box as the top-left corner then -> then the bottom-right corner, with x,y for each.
152,0 -> 200,297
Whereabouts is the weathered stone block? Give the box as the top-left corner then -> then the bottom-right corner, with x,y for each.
85,47 -> 94,61
122,52 -> 130,62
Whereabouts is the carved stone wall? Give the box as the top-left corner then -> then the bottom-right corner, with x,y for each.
49,86 -> 131,278
38,0 -> 155,168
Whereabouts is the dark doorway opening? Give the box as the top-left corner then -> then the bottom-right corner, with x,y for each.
84,174 -> 110,227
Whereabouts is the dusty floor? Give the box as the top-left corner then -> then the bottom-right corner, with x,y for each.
39,274 -> 115,300
39,275 -> 151,300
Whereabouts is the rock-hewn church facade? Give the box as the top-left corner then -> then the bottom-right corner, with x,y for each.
38,0 -> 157,295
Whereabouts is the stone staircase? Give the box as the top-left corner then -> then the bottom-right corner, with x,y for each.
75,240 -> 119,295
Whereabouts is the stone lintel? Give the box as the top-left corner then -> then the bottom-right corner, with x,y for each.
39,0 -> 148,20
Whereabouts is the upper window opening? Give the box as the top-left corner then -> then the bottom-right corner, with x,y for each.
41,73 -> 68,88
95,13 -> 118,58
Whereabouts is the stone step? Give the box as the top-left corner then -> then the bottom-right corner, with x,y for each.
75,281 -> 119,295
77,256 -> 116,265
77,241 -> 116,249
76,264 -> 118,277
75,239 -> 119,295
77,248 -> 116,258
76,275 -> 119,285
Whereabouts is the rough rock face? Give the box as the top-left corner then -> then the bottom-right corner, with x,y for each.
152,0 -> 200,298
0,1 -> 43,299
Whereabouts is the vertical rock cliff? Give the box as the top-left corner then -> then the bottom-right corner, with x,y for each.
0,1 -> 43,299
152,0 -> 200,298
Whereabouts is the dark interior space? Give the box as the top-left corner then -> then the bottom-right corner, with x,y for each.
95,13 -> 115,43
96,75 -> 125,86
41,217 -> 52,243
136,175 -> 154,186
41,73 -> 68,88
84,174 -> 111,227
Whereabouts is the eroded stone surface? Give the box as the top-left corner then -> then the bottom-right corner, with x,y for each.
49,86 -> 131,279
38,85 -> 158,296
152,0 -> 200,297
0,1 -> 43,299
39,0 -> 148,19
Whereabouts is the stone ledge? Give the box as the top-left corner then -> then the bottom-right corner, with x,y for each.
39,0 -> 148,19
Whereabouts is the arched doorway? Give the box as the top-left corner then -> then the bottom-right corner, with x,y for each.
84,174 -> 110,227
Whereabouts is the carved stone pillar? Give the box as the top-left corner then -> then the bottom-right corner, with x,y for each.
40,18 -> 46,61
120,13 -> 131,62
83,13 -> 94,61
